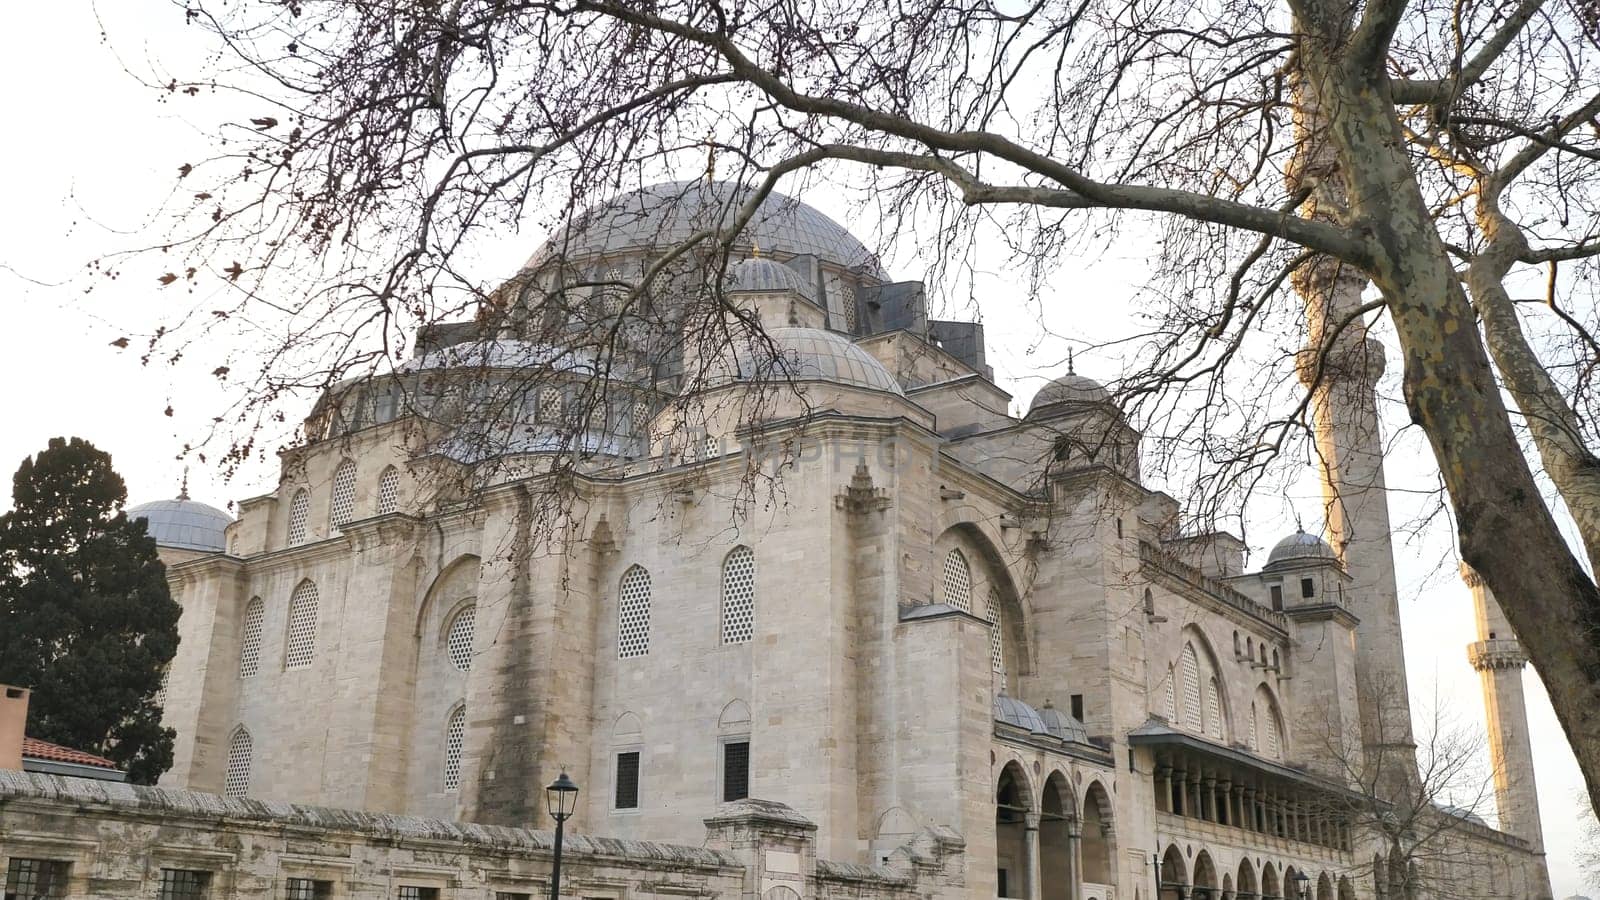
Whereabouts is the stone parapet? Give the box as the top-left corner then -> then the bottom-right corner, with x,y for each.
1468,639 -> 1529,671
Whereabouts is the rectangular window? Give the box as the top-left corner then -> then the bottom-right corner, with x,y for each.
5,858 -> 69,899
285,878 -> 334,899
1069,694 -> 1084,721
1300,577 -> 1316,599
158,869 -> 209,900
615,751 -> 641,809
722,740 -> 750,802
1269,584 -> 1283,610
396,888 -> 439,900
495,894 -> 532,900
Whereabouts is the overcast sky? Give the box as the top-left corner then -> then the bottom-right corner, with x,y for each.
1,3 -> 1594,895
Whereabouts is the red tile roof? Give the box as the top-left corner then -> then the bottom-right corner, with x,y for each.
22,736 -> 119,770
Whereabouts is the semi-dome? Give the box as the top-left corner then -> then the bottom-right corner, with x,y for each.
711,327 -> 903,396
129,496 -> 232,552
993,694 -> 1050,735
728,257 -> 818,301
1265,530 -> 1337,567
1028,372 -> 1112,414
527,180 -> 887,279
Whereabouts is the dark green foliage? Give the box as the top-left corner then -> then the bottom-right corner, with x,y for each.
0,437 -> 179,784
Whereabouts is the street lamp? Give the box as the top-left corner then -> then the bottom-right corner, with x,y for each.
546,771 -> 580,900
1290,870 -> 1311,900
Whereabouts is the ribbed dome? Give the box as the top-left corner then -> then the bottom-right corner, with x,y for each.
1028,372 -> 1111,414
728,257 -> 817,301
1039,702 -> 1090,743
710,327 -> 903,396
993,694 -> 1050,735
526,180 -> 886,279
128,498 -> 232,552
1265,530 -> 1337,566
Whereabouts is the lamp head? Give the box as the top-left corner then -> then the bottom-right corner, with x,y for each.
546,770 -> 580,821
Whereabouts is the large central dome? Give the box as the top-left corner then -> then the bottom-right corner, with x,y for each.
526,180 -> 887,279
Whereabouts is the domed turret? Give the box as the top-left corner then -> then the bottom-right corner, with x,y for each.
727,257 -> 818,302
129,493 -> 233,553
708,327 -> 903,396
1265,530 -> 1337,567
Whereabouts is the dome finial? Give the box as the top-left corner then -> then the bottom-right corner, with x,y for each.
178,467 -> 190,501
1068,348 -> 1075,375
752,239 -> 761,259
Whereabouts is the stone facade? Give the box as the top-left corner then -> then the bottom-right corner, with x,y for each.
101,181 -> 1554,900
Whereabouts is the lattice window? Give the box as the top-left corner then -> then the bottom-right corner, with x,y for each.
286,489 -> 310,545
285,581 -> 319,670
617,565 -> 652,659
941,549 -> 973,613
841,281 -> 859,331
539,387 -> 563,423
446,604 -> 476,672
5,858 -> 69,898
1249,702 -> 1259,750
443,705 -> 466,792
329,459 -> 357,528
631,400 -> 651,437
154,666 -> 170,708
985,588 -> 1005,677
615,750 -> 641,809
721,546 -> 755,644
703,435 -> 721,459
376,465 -> 401,514
1205,677 -> 1223,738
224,727 -> 252,797
158,869 -> 209,900
1265,702 -> 1282,758
397,888 -> 440,900
239,597 -> 264,678
1180,644 -> 1202,732
1164,668 -> 1177,722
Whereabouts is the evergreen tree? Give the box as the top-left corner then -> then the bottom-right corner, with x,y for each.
0,437 -> 179,784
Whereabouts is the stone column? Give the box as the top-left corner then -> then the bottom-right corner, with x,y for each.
1068,819 -> 1083,900
1157,765 -> 1173,814
1173,768 -> 1187,816
1202,775 -> 1217,822
1024,811 -> 1043,900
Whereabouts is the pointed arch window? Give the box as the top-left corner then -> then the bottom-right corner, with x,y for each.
721,546 -> 755,644
1180,643 -> 1202,731
443,704 -> 466,792
330,459 -> 357,527
1206,676 -> 1224,739
376,465 -> 400,514
941,549 -> 973,613
1164,667 -> 1177,722
284,581 -> 319,670
446,604 -> 476,672
286,489 -> 310,545
224,727 -> 252,798
239,597 -> 265,678
618,565 -> 652,658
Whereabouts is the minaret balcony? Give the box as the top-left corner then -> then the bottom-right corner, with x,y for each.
1467,639 -> 1529,671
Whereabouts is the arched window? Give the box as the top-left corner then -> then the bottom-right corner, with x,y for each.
443,704 -> 466,792
285,581 -> 319,670
445,604 -> 476,672
618,565 -> 652,659
1233,631 -> 1241,657
1180,643 -> 1202,731
1254,685 -> 1284,759
376,465 -> 400,515
941,549 -> 973,613
1249,702 -> 1259,750
224,727 -> 252,798
329,459 -> 357,527
1206,676 -> 1224,739
239,597 -> 264,678
986,587 -> 1006,677
286,488 -> 310,545
721,546 -> 756,644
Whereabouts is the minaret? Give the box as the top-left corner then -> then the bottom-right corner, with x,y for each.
1461,563 -> 1553,896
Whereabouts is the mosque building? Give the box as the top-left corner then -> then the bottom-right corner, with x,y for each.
95,179 -> 1553,900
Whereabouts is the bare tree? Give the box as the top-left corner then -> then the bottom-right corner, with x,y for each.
105,0 -> 1600,809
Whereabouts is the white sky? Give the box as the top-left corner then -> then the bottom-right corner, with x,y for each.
1,3 -> 1593,895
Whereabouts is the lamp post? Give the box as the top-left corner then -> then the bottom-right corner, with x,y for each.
546,771 -> 580,900
1290,870 -> 1311,900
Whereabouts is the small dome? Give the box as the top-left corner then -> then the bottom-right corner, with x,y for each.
728,257 -> 817,301
1265,530 -> 1337,566
993,694 -> 1051,735
128,497 -> 232,552
1028,372 -> 1111,414
711,327 -> 903,396
1039,702 -> 1090,743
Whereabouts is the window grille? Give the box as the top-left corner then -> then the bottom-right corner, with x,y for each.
617,566 -> 652,659
1265,703 -> 1282,758
1206,677 -> 1224,739
443,705 -> 466,792
985,588 -> 1005,677
239,597 -> 264,678
1301,577 -> 1316,599
703,435 -> 720,459
154,666 -> 170,709
329,460 -> 357,527
224,727 -> 252,798
1180,644 -> 1202,731
376,466 -> 401,514
539,387 -> 563,423
446,604 -> 476,672
285,581 -> 319,670
158,869 -> 209,900
396,888 -> 439,900
941,549 -> 973,613
1249,703 -> 1259,750
1164,669 -> 1176,722
615,750 -> 641,809
631,401 -> 650,437
285,879 -> 333,900
722,740 -> 750,802
841,282 -> 859,331
721,547 -> 755,644
286,489 -> 310,545
5,858 -> 69,899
